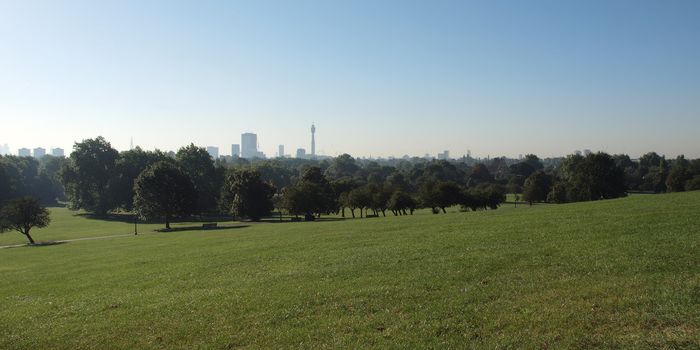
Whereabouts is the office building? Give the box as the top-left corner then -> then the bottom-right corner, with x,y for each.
278,145 -> 284,158
437,150 -> 450,160
241,133 -> 258,158
51,148 -> 65,157
18,148 -> 31,157
296,148 -> 306,159
33,147 -> 46,158
231,144 -> 240,157
0,144 -> 9,155
206,146 -> 219,159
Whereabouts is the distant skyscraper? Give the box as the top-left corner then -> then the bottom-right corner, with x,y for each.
310,123 -> 316,157
438,150 -> 450,160
206,146 -> 219,159
51,148 -> 65,157
278,145 -> 284,158
231,144 -> 240,157
296,148 -> 306,159
241,133 -> 263,158
0,144 -> 9,155
33,147 -> 46,158
18,148 -> 31,157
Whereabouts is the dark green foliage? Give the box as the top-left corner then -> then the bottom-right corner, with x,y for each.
522,170 -> 553,204
467,163 -> 494,186
666,158 -> 691,192
563,153 -> 627,201
282,167 -> 337,219
346,186 -> 372,218
324,154 -> 360,179
176,144 -> 222,214
459,184 -> 507,211
419,180 -> 462,213
685,176 -> 700,191
253,162 -> 294,190
220,169 -> 275,221
0,196 -> 50,244
133,162 -> 197,229
112,147 -> 170,211
387,191 -> 417,215
60,137 -> 119,214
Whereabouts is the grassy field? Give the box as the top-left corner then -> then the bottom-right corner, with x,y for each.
0,192 -> 698,349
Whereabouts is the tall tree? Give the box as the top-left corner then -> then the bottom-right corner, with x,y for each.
0,197 -> 51,244
176,144 -> 221,214
220,169 -> 275,221
60,137 -> 119,214
133,162 -> 197,229
522,170 -> 553,204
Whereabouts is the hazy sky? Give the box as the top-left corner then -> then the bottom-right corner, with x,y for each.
1,0 -> 699,158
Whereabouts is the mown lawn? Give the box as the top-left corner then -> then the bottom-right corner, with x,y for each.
0,192 -> 698,349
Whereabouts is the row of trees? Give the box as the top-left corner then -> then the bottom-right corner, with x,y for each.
518,153 -> 700,204
3,136 -> 699,228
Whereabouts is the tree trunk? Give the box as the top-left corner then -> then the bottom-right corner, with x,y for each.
360,208 -> 363,218
165,215 -> 171,229
441,207 -> 447,214
350,209 -> 355,218
341,207 -> 345,217
403,209 -> 408,215
23,230 -> 36,245
381,209 -> 386,217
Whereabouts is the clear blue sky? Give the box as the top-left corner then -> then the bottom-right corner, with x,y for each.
1,0 -> 699,158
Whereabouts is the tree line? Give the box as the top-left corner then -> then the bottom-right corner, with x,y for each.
2,136 -> 700,232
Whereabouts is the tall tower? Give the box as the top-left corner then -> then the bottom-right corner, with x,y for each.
311,123 -> 316,157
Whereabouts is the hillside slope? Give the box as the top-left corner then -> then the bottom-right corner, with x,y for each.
1,192 -> 698,349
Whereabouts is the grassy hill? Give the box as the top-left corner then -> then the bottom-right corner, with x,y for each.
0,192 -> 698,349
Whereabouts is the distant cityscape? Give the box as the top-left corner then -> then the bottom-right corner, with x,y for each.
0,124 -> 596,162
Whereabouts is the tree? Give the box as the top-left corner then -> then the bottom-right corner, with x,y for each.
666,159 -> 691,192
522,170 -> 553,204
468,163 -> 494,186
176,144 -> 222,214
220,169 -> 275,221
347,186 -> 372,218
133,162 -> 197,229
112,147 -> 169,211
60,137 -> 119,214
388,191 -> 417,215
0,197 -> 51,244
570,153 -> 627,200
685,176 -> 700,191
324,153 -> 360,179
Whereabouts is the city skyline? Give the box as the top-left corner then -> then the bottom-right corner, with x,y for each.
1,1 -> 699,158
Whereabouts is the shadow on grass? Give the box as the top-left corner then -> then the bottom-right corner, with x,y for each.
76,212 -> 237,225
1,241 -> 69,249
155,224 -> 250,233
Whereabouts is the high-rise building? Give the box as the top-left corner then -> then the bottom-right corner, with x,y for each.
0,144 -> 10,155
231,144 -> 240,158
296,148 -> 306,159
18,148 -> 31,157
33,147 -> 46,158
241,133 -> 258,158
51,148 -> 65,157
278,145 -> 284,158
206,146 -> 219,159
310,123 -> 316,157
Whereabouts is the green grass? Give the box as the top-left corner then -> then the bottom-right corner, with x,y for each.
1,192 -> 698,349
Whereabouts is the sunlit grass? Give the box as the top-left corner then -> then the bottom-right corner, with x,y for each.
1,192 -> 698,349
